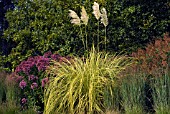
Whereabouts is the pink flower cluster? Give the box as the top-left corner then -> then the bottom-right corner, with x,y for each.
21,98 -> 27,104
31,82 -> 38,89
28,75 -> 38,81
13,51 -> 72,111
15,51 -> 71,90
35,56 -> 50,71
19,80 -> 27,89
15,51 -> 66,75
41,77 -> 49,87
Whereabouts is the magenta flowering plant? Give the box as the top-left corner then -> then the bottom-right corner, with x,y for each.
19,80 -> 27,89
14,51 -> 68,112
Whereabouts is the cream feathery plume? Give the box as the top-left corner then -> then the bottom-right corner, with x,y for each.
81,6 -> 89,25
92,2 -> 101,20
69,10 -> 81,25
100,8 -> 108,27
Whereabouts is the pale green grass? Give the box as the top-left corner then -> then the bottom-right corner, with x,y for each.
151,73 -> 170,114
120,73 -> 146,114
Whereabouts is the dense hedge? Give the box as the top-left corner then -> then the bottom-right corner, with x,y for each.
0,0 -> 14,70
107,0 -> 170,51
1,0 -> 170,70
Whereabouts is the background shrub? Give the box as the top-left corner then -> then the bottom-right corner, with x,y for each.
1,0 -> 170,70
0,0 -> 14,55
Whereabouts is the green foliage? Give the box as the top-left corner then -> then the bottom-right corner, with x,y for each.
0,101 -> 19,114
0,71 -> 6,104
44,47 -> 133,114
0,71 -> 17,104
0,71 -> 37,114
0,101 -> 37,114
13,51 -> 70,112
2,0 -> 170,70
0,54 -> 7,71
13,52 -> 54,111
107,0 -> 170,51
5,74 -> 18,104
3,0 -> 79,69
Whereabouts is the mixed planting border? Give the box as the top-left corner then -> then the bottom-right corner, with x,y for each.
0,1 -> 169,114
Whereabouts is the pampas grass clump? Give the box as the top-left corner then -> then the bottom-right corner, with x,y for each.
44,47 -> 133,114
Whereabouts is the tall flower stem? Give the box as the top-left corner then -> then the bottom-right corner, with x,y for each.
97,20 -> 100,52
80,26 -> 85,50
85,25 -> 88,50
105,27 -> 107,51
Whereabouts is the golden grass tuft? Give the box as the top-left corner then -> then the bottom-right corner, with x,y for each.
44,47 -> 134,114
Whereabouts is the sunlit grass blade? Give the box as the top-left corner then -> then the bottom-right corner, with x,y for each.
44,47 -> 134,114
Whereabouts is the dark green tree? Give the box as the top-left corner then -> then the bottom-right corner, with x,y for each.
2,0 -> 170,70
